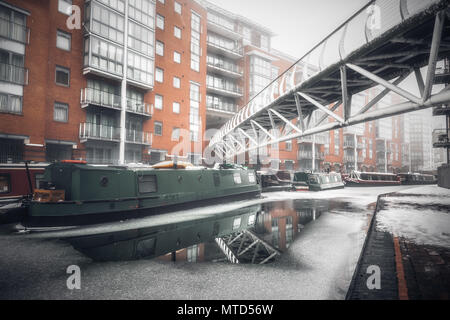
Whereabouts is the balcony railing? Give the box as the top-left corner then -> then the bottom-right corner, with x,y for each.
206,40 -> 243,56
206,82 -> 243,96
126,130 -> 152,145
81,88 -> 121,110
433,129 -> 450,148
0,17 -> 29,43
127,99 -> 153,117
0,63 -> 28,85
298,151 -> 323,160
207,60 -> 243,75
344,155 -> 355,163
79,123 -> 120,142
206,101 -> 237,114
343,140 -> 355,149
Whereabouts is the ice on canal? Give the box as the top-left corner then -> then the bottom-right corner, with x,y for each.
0,186 -> 415,299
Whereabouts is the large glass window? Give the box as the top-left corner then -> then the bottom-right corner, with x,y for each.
128,21 -> 154,57
128,0 -> 155,28
89,2 -> 124,44
58,0 -> 72,15
86,36 -> 124,75
0,5 -> 27,43
190,83 -> 200,142
127,51 -> 154,86
0,92 -> 22,114
191,12 -> 201,72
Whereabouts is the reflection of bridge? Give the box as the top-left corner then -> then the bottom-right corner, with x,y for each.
208,0 -> 450,160
216,230 -> 281,264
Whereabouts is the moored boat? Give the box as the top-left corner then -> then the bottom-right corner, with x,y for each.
256,170 -> 293,192
5,161 -> 261,227
296,172 -> 345,191
344,171 -> 401,186
397,173 -> 437,185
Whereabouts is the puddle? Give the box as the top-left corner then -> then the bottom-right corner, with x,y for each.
65,198 -> 356,264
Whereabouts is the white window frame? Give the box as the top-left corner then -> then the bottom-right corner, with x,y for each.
54,102 -> 69,123
173,76 -> 180,88
174,26 -> 181,39
156,14 -> 164,30
155,68 -> 164,83
173,101 -> 180,114
56,29 -> 71,51
156,41 -> 164,56
58,0 -> 72,16
174,1 -> 182,14
173,51 -> 181,63
155,94 -> 163,110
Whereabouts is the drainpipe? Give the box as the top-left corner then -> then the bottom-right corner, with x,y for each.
354,133 -> 358,171
119,0 -> 129,165
312,135 -> 316,172
384,139 -> 388,173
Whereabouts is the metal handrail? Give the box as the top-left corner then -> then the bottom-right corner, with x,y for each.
79,123 -> 121,141
81,88 -> 121,110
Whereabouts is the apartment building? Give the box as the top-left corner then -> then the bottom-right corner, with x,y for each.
0,0 -> 410,174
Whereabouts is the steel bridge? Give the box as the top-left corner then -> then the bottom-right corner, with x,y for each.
208,0 -> 450,160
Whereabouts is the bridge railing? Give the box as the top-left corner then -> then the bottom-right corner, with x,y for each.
211,0 -> 442,146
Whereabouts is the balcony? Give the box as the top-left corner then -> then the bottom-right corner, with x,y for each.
207,61 -> 243,79
433,129 -> 450,148
206,101 -> 237,117
357,155 -> 364,163
298,151 -> 313,160
79,123 -> 120,143
80,88 -> 121,111
433,104 -> 450,116
0,17 -> 29,44
127,99 -> 153,118
343,140 -> 355,149
344,155 -> 355,163
206,19 -> 241,41
126,130 -> 152,146
0,63 -> 28,85
206,83 -> 243,98
206,40 -> 243,60
376,157 -> 386,165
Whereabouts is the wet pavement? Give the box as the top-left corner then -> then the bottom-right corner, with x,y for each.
347,185 -> 450,300
0,185 -> 436,300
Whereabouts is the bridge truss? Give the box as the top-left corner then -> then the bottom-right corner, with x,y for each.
208,0 -> 450,161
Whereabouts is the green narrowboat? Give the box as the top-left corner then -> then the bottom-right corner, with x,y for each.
293,171 -> 345,191
20,161 -> 261,227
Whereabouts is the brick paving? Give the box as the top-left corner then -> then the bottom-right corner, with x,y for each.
347,189 -> 450,300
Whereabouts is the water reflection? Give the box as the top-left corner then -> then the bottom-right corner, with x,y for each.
66,199 -> 349,263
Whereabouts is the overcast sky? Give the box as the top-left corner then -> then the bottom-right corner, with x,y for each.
207,0 -> 371,58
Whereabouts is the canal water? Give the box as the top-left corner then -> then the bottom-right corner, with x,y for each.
60,198 -> 361,265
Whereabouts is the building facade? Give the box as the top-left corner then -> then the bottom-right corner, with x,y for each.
0,0 -> 424,174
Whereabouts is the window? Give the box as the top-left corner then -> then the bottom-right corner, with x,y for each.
174,1 -> 182,14
155,95 -> 163,110
128,20 -> 155,57
158,0 -> 165,4
232,217 -> 242,230
155,68 -> 163,83
54,102 -> 68,122
156,14 -> 164,30
187,245 -> 198,262
0,6 -> 27,43
174,26 -> 181,39
0,93 -> 22,114
127,51 -> 154,85
85,36 -> 124,75
171,127 -> 180,141
138,175 -> 157,193
55,66 -> 70,86
89,1 -> 125,44
173,102 -> 180,114
58,0 -> 72,15
191,13 -> 201,72
156,41 -> 164,56
285,140 -> 292,151
190,83 -> 200,141
0,174 -> 11,194
128,0 -> 155,27
173,76 -> 180,88
154,121 -> 162,136
173,51 -> 181,63
46,144 -> 72,162
56,30 -> 71,51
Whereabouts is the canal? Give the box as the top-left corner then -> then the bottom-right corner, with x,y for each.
0,185 -> 414,299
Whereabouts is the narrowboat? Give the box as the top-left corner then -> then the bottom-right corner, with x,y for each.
3,160 -> 261,227
344,171 -> 401,186
256,170 -> 293,192
397,173 -> 437,185
295,172 -> 345,191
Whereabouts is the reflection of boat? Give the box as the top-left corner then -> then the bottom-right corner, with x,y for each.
6,161 -> 261,227
292,172 -> 345,191
64,204 -> 261,261
344,171 -> 400,186
256,170 -> 293,192
397,173 -> 437,185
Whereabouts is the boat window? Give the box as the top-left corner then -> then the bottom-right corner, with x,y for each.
138,175 -> 157,193
233,172 -> 242,184
361,173 -> 369,180
308,176 -> 318,184
248,172 -> 255,183
35,173 -> 45,189
233,217 -> 242,230
0,174 -> 11,194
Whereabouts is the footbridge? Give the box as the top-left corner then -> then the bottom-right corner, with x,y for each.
208,0 -> 450,160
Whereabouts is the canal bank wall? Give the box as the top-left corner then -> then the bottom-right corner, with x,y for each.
438,164 -> 450,189
347,185 -> 450,300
